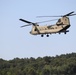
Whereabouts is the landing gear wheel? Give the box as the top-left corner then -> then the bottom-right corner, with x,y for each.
46,34 -> 49,37
64,32 -> 66,34
59,32 -> 60,34
41,34 -> 44,37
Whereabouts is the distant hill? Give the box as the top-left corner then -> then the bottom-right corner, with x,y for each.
0,53 -> 76,75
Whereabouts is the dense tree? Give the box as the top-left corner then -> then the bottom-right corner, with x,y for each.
0,53 -> 76,75
41,69 -> 50,75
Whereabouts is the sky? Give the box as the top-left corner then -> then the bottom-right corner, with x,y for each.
0,0 -> 76,60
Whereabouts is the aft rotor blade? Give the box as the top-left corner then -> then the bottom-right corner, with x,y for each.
69,14 -> 76,16
37,19 -> 58,23
63,11 -> 74,17
37,11 -> 75,18
36,16 -> 62,18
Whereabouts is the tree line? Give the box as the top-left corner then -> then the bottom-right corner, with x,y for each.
0,53 -> 76,75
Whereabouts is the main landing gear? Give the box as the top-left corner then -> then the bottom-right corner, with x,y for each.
59,30 -> 69,34
64,30 -> 69,34
64,32 -> 66,34
41,34 -> 49,37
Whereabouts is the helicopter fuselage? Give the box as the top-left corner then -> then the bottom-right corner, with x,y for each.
30,24 -> 70,35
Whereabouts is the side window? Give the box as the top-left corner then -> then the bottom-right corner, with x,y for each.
50,27 -> 54,29
65,18 -> 67,21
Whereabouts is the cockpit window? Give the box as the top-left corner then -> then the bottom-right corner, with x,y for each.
34,28 -> 37,31
58,19 -> 61,22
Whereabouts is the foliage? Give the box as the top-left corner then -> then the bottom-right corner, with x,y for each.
0,53 -> 76,75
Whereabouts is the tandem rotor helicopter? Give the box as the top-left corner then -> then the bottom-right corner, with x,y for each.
19,11 -> 76,37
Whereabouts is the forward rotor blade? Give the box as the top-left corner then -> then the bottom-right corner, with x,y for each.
19,18 -> 36,26
19,19 -> 33,24
21,24 -> 32,28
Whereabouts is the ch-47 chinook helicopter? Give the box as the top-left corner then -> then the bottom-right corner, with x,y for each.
19,11 -> 76,37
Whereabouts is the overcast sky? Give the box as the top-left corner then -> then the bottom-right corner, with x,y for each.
0,0 -> 76,60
